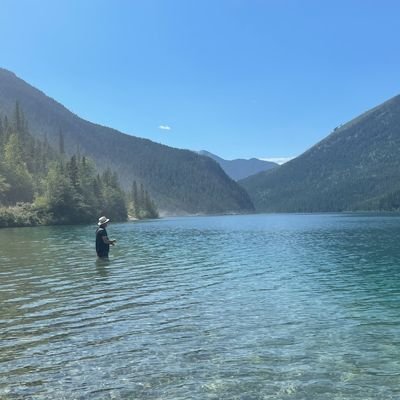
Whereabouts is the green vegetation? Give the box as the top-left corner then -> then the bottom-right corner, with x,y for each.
129,181 -> 158,219
240,95 -> 400,212
0,68 -> 254,215
0,104 -> 158,227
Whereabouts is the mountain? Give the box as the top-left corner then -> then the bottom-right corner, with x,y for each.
240,95 -> 400,212
198,150 -> 278,181
0,68 -> 254,215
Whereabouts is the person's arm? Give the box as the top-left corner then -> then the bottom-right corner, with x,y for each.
102,236 -> 116,245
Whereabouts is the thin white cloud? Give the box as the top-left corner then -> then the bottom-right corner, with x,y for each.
259,157 -> 295,165
159,125 -> 171,131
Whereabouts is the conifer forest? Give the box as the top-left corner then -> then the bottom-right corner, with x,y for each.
0,103 -> 158,227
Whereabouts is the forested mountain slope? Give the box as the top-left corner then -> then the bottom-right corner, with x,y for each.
240,95 -> 400,212
0,68 -> 254,214
198,150 -> 277,181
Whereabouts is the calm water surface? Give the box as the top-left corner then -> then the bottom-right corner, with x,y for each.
2,214 -> 400,399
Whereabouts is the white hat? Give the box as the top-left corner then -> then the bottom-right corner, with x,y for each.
97,216 -> 110,226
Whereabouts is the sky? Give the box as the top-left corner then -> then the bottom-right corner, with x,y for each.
1,0 -> 400,163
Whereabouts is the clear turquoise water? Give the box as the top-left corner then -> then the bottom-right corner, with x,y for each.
2,214 -> 400,399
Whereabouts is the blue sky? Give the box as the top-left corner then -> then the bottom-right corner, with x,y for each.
1,0 -> 400,162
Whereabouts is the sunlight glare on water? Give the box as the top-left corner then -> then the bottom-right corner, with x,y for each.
2,214 -> 400,399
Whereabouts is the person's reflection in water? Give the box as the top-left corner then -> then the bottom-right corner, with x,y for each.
95,258 -> 110,278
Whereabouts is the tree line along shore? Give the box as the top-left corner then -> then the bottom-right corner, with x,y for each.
0,103 -> 158,228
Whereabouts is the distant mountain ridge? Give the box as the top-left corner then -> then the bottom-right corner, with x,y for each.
0,68 -> 254,215
198,150 -> 278,181
240,95 -> 400,212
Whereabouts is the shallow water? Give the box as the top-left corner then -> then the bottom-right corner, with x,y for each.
2,214 -> 400,399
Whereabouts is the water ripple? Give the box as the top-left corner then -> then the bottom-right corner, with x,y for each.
2,214 -> 400,398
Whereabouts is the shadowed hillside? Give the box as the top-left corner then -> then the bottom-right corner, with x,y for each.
240,95 -> 400,212
0,68 -> 254,215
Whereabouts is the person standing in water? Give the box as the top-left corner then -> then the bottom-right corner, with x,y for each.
96,216 -> 116,259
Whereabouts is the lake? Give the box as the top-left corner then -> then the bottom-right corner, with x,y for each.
1,213 -> 400,399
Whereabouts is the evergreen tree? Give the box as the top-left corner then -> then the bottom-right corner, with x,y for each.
3,116 -> 10,141
0,106 -> 157,227
144,189 -> 158,218
128,180 -> 158,219
67,155 -> 80,192
41,160 -> 90,224
13,101 -> 23,133
0,117 -> 4,149
3,133 -> 34,204
0,173 -> 10,205
100,169 -> 127,221
59,130 -> 65,155
94,174 -> 104,208
42,162 -> 75,223
130,180 -> 138,216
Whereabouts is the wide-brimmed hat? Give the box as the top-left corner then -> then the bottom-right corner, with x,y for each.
97,216 -> 110,226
